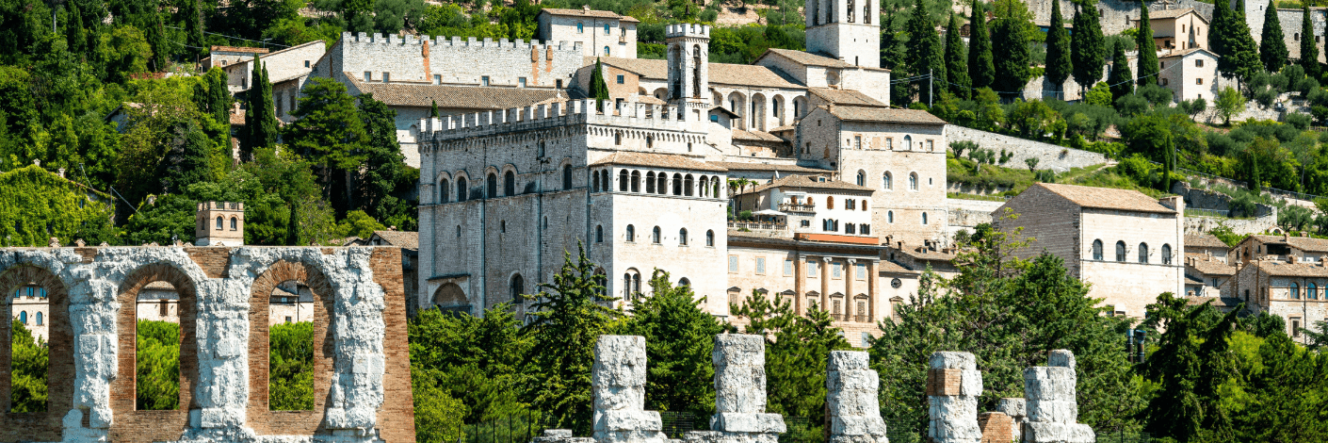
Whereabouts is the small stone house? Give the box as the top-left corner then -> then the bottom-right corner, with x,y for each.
1231,233 -> 1328,264
1184,233 -> 1229,263
1157,48 -> 1219,103
730,174 -> 877,239
1184,255 -> 1235,298
1231,259 -> 1328,343
537,6 -> 639,58
1149,8 -> 1208,52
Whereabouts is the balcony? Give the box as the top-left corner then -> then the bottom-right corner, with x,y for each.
779,203 -> 815,213
728,220 -> 787,230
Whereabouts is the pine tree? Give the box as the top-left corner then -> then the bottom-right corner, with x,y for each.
429,100 -> 440,118
617,269 -> 724,416
1259,1 -> 1288,71
1071,5 -> 1106,97
206,68 -> 233,125
1135,1 -> 1160,87
991,3 -> 1030,101
357,93 -> 415,230
1108,43 -> 1134,101
968,1 -> 995,89
156,120 -> 214,194
1300,2 -> 1320,78
284,78 -> 369,213
182,0 -> 206,60
590,59 -> 610,111
1045,0 -> 1072,98
905,0 -> 945,105
241,57 -> 279,161
66,2 -> 87,57
944,12 -> 971,99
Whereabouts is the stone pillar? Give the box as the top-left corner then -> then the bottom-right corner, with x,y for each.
821,257 -> 831,311
687,334 -> 786,443
1022,350 -> 1094,443
868,260 -> 878,323
794,252 -> 804,315
996,398 -> 1026,442
926,352 -> 982,443
844,259 -> 855,321
826,351 -> 888,443
593,336 -> 666,443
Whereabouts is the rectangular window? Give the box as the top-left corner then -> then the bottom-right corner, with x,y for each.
927,140 -> 934,151
784,259 -> 793,276
304,60 -> 310,68
832,262 -> 842,278
616,74 -> 624,84
729,256 -> 738,273
856,263 -> 866,279
1196,78 -> 1203,85
556,79 -> 563,89
854,135 -> 861,149
756,257 -> 767,274
383,72 -> 390,82
808,260 -> 818,276
605,24 -> 611,34
519,77 -> 527,88
886,138 -> 893,149
1196,59 -> 1204,67
482,76 -> 490,86
710,114 -> 719,122
364,71 -> 372,81
434,74 -> 442,84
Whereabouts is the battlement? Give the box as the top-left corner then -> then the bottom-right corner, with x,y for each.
418,99 -> 690,142
342,32 -> 583,52
665,23 -> 710,39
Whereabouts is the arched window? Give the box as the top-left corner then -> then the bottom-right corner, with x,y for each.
626,225 -> 636,242
1092,240 -> 1104,260
679,228 -> 688,245
652,226 -> 662,244
563,164 -> 573,190
19,310 -> 27,324
504,170 -> 516,196
922,212 -> 928,225
856,170 -> 865,186
230,217 -> 238,230
578,22 -> 584,33
1115,241 -> 1126,262
1291,282 -> 1300,299
657,173 -> 667,194
672,173 -> 683,195
684,174 -> 694,196
35,311 -> 42,326
828,196 -> 835,209
439,179 -> 450,203
623,269 -> 643,300
679,278 -> 691,287
883,172 -> 892,190
699,175 -> 710,197
631,171 -> 641,192
510,274 -> 525,301
1138,243 -> 1149,263
619,170 -> 629,191
596,225 -> 604,243
692,45 -> 703,98
604,46 -> 610,56
706,230 -> 714,246
615,132 -> 623,145
903,135 -> 912,150
646,172 -> 657,193
909,173 -> 918,190
1162,244 -> 1172,265
861,200 -> 869,211
1309,282 -> 1318,300
888,211 -> 894,223
216,216 -> 224,230
592,172 -> 600,192
601,170 -> 610,191
864,4 -> 871,23
487,173 -> 498,198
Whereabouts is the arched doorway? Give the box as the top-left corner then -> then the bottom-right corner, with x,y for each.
0,264 -> 73,440
433,283 -> 469,314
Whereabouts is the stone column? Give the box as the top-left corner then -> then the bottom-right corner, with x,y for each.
1022,350 -> 1094,443
821,257 -> 831,312
687,334 -> 786,443
826,351 -> 888,443
844,259 -> 856,322
868,260 -> 878,323
794,252 -> 804,314
926,352 -> 982,443
592,335 -> 665,443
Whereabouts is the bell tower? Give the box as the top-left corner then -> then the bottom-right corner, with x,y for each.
666,23 -> 710,131
805,0 -> 879,68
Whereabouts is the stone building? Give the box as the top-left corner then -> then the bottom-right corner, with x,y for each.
1231,259 -> 1328,343
1157,48 -> 1220,102
1148,8 -> 1208,52
9,282 -> 49,340
1184,233 -> 1229,262
195,201 -> 244,246
1230,233 -> 1328,264
537,6 -> 639,58
1183,255 -> 1235,298
993,183 -> 1185,318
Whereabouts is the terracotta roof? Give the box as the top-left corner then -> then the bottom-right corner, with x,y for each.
211,45 -> 269,54
1032,183 -> 1177,214
747,174 -> 874,194
592,57 -> 668,79
1186,296 -> 1242,309
1150,7 -> 1199,19
1248,235 -> 1328,253
1160,48 -> 1216,59
808,88 -> 887,107
732,130 -> 785,143
230,109 -> 247,125
371,230 -> 419,249
1187,258 -> 1235,276
1185,234 -> 1229,249
540,8 -> 638,22
710,161 -> 830,174
1254,261 -> 1328,277
590,151 -> 727,172
709,63 -> 803,88
761,48 -> 854,68
878,260 -> 917,274
347,77 -> 563,109
636,95 -> 667,105
896,247 -> 960,262
826,105 -> 948,125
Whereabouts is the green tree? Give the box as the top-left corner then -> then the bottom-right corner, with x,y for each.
357,93 -> 417,230
200,67 -> 234,125
1300,2 -> 1320,79
270,321 -> 314,410
155,120 -> 214,195
990,0 -> 1031,101
1215,86 -> 1246,125
943,12 -> 971,99
1219,0 -> 1263,86
521,245 -> 621,433
1071,4 -> 1105,96
1210,0 -> 1230,60
1044,0 -> 1071,98
136,320 -> 180,410
905,0 -> 945,104
0,165 -> 118,247
1140,294 -> 1242,442
430,99 -> 440,118
10,319 -> 48,413
241,57 -> 279,161
1135,2 -> 1159,87
1237,331 -> 1328,442
590,59 -> 610,110
409,304 -> 531,425
182,0 -> 207,59
1108,44 -> 1134,102
123,193 -> 197,245
967,1 -> 994,90
284,78 -> 369,215
1259,0 -> 1289,71
337,209 -> 386,239
617,269 -> 724,415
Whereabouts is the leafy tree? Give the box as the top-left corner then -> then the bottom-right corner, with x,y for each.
284,78 -> 369,215
337,209 -> 386,239
990,0 -> 1031,100
136,320 -> 180,410
409,303 -> 530,429
374,0 -> 426,34
102,25 -> 153,84
967,1 -> 994,90
1300,2 -> 1320,79
1025,157 -> 1039,172
241,57 -> 279,161
905,0 -> 945,104
943,12 -> 970,99
1071,4 -> 1105,96
1215,86 -> 1246,125
1085,81 -> 1113,107
617,269 -> 724,415
1277,203 -> 1314,232
521,245 -> 621,433
950,140 -> 977,158
1044,0 -> 1071,98
0,165 -> 118,247
357,93 -> 417,230
270,321 -> 314,410
1259,1 -> 1288,71
155,120 -> 214,195
10,320 -> 48,413
123,193 -> 197,245
1237,331 -> 1328,442
1135,2 -> 1159,87
1219,0 -> 1263,86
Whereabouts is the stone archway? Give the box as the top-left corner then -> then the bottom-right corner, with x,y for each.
0,264 -> 73,442
433,283 -> 469,314
246,260 -> 336,436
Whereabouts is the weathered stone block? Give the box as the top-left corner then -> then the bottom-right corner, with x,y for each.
711,413 -> 787,434
594,410 -> 664,432
1048,350 -> 1076,370
977,412 -> 1013,443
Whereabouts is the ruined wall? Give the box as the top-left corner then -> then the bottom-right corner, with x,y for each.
0,246 -> 415,443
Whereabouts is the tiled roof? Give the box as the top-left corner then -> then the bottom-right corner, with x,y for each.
709,63 -> 803,88
896,247 -> 960,262
211,45 -> 269,54
540,8 -> 639,22
770,124 -> 796,132
747,174 -> 874,194
1187,258 -> 1235,276
1247,235 -> 1328,253
230,109 -> 247,125
1032,183 -> 1177,214
1185,234 -> 1229,249
878,259 -> 917,274
710,161 -> 830,174
347,77 -> 563,109
636,95 -> 667,105
590,151 -> 728,172
761,48 -> 854,68
371,231 -> 419,250
1254,261 -> 1328,277
1185,296 -> 1242,309
732,130 -> 785,143
808,88 -> 887,107
826,105 -> 947,125
592,57 -> 667,79
1160,48 -> 1216,59
1150,7 -> 1198,19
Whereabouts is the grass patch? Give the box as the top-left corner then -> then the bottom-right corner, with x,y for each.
947,192 -> 1007,202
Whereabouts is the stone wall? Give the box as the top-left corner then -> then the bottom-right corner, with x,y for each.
0,246 -> 416,443
946,199 -> 1005,234
943,125 -> 1108,174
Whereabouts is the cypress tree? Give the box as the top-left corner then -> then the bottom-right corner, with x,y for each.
590,59 -> 610,110
968,1 -> 994,90
1250,153 -> 1262,192
430,100 -> 440,118
991,3 -> 1030,101
207,67 -> 233,125
1300,2 -> 1320,78
1071,4 -> 1105,97
905,0 -> 945,105
1210,0 -> 1229,57
183,0 -> 206,60
1135,1 -> 1160,87
1222,0 -> 1263,85
66,2 -> 87,57
1108,43 -> 1134,101
1045,0 -> 1072,98
944,12 -> 971,99
1259,0 -> 1288,71
242,57 -> 279,161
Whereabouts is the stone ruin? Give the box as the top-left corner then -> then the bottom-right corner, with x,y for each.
686,334 -> 787,443
825,351 -> 888,443
593,336 -> 666,443
0,246 -> 416,443
928,350 -> 1094,443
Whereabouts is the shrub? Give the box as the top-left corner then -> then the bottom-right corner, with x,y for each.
1285,113 -> 1312,130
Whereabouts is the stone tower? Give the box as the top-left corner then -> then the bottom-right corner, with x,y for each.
805,0 -> 879,68
195,201 -> 245,246
666,24 -> 711,131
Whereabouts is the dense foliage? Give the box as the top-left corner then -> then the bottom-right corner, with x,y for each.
270,321 -> 315,411
10,320 -> 48,412
137,320 -> 181,410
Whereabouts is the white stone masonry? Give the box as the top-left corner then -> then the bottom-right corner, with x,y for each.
926,352 -> 982,443
1021,350 -> 1094,443
825,351 -> 888,443
996,398 -> 1027,442
592,336 -> 666,443
685,334 -> 786,443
